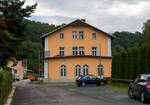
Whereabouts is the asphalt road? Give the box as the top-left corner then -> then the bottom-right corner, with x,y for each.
12,80 -> 149,105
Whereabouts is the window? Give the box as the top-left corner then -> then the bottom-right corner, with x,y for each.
45,50 -> 50,57
83,65 -> 89,75
59,47 -> 64,56
97,64 -> 104,76
60,33 -> 64,40
79,31 -> 84,40
92,33 -> 96,40
79,47 -> 84,55
72,31 -> 77,40
75,65 -> 81,76
92,47 -> 97,56
73,47 -> 78,56
60,65 -> 66,76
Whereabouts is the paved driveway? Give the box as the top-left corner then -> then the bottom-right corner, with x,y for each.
12,81 -> 149,105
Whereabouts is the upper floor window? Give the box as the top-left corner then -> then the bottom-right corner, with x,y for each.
73,47 -> 78,56
92,33 -> 96,40
72,31 -> 77,40
45,50 -> 50,57
60,65 -> 66,77
79,47 -> 84,55
79,31 -> 84,40
60,33 -> 64,40
92,47 -> 97,56
59,47 -> 64,56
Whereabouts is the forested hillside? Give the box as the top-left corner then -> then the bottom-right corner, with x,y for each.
112,31 -> 139,54
19,20 -> 64,72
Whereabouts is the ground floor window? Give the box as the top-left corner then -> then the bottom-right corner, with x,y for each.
83,65 -> 89,75
60,65 -> 66,76
75,65 -> 81,76
97,64 -> 104,76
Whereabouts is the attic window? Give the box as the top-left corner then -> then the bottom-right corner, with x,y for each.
79,31 -> 84,40
72,31 -> 77,40
60,33 -> 64,40
92,33 -> 96,40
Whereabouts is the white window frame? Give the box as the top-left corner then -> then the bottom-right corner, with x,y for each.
60,33 -> 64,40
79,31 -> 84,40
75,65 -> 81,76
59,47 -> 64,56
92,47 -> 97,56
92,33 -> 96,40
60,65 -> 66,77
83,65 -> 89,75
72,31 -> 77,40
79,47 -> 84,55
73,47 -> 78,56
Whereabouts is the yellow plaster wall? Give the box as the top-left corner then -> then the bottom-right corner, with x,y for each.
48,57 -> 112,79
47,26 -> 109,57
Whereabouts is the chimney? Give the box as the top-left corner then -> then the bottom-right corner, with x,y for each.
81,19 -> 86,22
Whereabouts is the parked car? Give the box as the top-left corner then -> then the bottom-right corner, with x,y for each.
75,75 -> 107,87
128,74 -> 150,103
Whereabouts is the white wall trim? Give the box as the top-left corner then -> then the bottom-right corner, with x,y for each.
45,37 -> 48,51
108,37 -> 111,56
44,60 -> 48,78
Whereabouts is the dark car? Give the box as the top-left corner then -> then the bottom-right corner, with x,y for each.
128,74 -> 150,103
75,75 -> 107,87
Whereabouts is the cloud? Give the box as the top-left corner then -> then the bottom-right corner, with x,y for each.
25,0 -> 150,32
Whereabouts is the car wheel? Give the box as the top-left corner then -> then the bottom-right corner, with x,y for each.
101,81 -> 104,86
96,83 -> 100,86
81,82 -> 86,87
141,92 -> 146,103
128,88 -> 134,98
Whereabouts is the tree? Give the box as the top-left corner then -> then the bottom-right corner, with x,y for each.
17,40 -> 42,72
0,0 -> 37,66
139,19 -> 150,45
112,31 -> 139,54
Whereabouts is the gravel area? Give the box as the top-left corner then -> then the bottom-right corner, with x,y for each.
12,80 -> 150,105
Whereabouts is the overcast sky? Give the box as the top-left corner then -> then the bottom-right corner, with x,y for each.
25,0 -> 150,33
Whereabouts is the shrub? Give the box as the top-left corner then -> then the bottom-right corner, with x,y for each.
0,71 -> 12,105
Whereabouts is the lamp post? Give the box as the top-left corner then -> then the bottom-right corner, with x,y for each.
99,43 -> 103,79
99,43 -> 101,65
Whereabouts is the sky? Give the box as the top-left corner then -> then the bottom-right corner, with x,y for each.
25,0 -> 150,33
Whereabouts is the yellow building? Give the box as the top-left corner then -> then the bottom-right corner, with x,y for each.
7,59 -> 27,80
41,19 -> 114,82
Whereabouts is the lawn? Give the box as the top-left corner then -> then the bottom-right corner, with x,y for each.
106,82 -> 129,91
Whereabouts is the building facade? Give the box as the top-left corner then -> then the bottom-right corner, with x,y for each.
7,59 -> 27,80
41,19 -> 114,82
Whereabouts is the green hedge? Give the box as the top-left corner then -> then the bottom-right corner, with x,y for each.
0,71 -> 12,105
112,43 -> 150,80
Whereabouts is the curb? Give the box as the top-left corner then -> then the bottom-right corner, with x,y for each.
4,87 -> 16,105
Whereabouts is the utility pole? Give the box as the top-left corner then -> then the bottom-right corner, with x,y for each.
39,50 -> 40,79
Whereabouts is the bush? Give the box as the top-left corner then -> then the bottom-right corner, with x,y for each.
0,71 -> 12,105
112,43 -> 150,80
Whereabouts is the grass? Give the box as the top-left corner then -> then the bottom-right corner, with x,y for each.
106,82 -> 129,91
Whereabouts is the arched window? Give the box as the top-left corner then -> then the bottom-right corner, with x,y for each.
83,65 -> 89,75
97,64 -> 104,76
60,65 -> 66,77
75,65 -> 81,76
